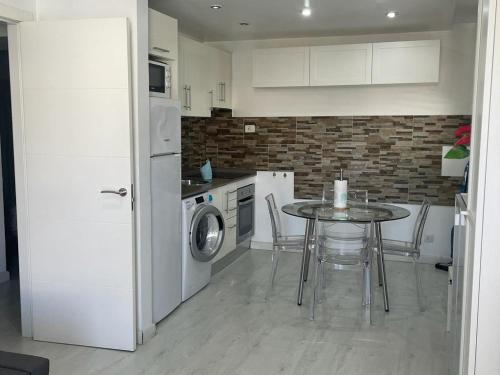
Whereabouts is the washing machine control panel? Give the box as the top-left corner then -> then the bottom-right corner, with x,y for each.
195,196 -> 205,204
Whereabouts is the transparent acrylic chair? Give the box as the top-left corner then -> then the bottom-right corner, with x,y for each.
309,208 -> 377,323
380,199 -> 431,311
265,193 -> 305,299
319,183 -> 369,245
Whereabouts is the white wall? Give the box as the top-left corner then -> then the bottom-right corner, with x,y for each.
33,0 -> 154,343
0,0 -> 35,13
211,23 -> 476,117
253,171 -> 453,264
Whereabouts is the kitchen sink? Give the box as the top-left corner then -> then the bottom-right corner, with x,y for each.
182,179 -> 210,186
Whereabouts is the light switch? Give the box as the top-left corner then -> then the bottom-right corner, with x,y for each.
245,124 -> 256,133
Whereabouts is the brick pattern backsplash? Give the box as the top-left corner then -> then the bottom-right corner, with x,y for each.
182,109 -> 470,206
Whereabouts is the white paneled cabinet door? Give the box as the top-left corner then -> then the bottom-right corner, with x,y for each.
372,40 -> 440,84
209,47 -> 232,109
19,19 -> 136,351
309,44 -> 372,86
252,47 -> 310,87
148,8 -> 178,60
179,36 -> 210,117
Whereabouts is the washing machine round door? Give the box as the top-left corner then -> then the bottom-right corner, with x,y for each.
190,205 -> 225,262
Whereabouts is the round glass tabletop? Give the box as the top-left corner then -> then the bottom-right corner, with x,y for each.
282,201 -> 411,223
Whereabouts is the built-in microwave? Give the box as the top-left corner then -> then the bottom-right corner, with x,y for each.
149,60 -> 171,98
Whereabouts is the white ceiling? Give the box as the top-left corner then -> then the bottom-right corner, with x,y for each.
149,0 -> 478,41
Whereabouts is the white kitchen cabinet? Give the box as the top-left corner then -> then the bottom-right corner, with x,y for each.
179,36 -> 211,117
148,9 -> 178,61
208,47 -> 232,109
213,216 -> 237,263
309,43 -> 372,86
210,177 -> 256,264
252,47 -> 310,87
372,40 -> 440,84
210,183 -> 237,264
253,171 -> 300,245
220,183 -> 238,219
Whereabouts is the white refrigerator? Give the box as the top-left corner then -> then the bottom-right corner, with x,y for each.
150,97 -> 182,323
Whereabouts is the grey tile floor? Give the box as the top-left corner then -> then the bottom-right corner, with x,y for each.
0,250 -> 449,374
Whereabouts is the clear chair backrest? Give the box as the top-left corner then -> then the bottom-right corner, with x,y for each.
323,184 -> 368,205
411,199 -> 431,252
265,193 -> 282,244
348,189 -> 369,205
322,182 -> 334,203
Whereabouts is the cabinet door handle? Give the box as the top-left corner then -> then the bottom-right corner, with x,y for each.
188,86 -> 192,110
183,86 -> 189,110
227,224 -> 237,229
218,82 -> 223,102
209,90 -> 214,108
153,47 -> 170,53
222,82 -> 226,102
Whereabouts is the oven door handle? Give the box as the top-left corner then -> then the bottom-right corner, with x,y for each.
238,196 -> 254,204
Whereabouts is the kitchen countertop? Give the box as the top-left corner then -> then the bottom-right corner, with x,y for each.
181,168 -> 256,199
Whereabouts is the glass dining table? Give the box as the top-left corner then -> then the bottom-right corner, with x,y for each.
281,200 -> 411,311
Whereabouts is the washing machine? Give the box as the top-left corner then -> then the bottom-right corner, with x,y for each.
182,192 -> 225,301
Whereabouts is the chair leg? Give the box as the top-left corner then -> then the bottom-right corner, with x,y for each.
376,250 -> 383,287
266,245 -> 281,300
303,243 -> 311,282
413,255 -> 426,312
319,261 -> 326,302
309,259 -> 321,321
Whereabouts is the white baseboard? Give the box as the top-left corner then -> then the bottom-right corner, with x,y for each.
137,323 -> 157,345
0,270 -> 10,284
250,241 -> 449,265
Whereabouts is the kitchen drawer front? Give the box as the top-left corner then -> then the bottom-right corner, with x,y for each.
222,184 -> 238,219
213,215 -> 237,263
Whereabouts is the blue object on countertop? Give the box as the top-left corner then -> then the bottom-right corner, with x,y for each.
200,160 -> 212,181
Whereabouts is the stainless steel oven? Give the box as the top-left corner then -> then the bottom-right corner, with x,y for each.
236,184 -> 255,244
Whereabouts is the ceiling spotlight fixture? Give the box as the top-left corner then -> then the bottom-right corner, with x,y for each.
301,0 -> 312,17
239,22 -> 250,26
210,4 -> 222,10
386,10 -> 398,18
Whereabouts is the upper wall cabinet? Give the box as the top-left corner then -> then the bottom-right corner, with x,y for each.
309,43 -> 372,86
179,36 -> 211,117
149,9 -> 178,61
252,47 -> 310,87
208,47 -> 232,109
372,40 -> 440,84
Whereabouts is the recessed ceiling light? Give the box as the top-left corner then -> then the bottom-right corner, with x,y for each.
301,7 -> 312,16
239,22 -> 250,26
386,10 -> 398,18
210,4 -> 222,10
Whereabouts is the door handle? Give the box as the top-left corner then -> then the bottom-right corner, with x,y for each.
101,188 -> 128,197
153,47 -> 170,53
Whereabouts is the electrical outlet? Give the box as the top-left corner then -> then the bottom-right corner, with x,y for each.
424,235 -> 434,243
244,124 -> 256,133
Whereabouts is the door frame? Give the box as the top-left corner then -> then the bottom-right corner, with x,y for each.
1,5 -> 34,337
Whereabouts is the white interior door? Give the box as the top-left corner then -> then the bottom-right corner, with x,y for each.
18,18 -> 136,351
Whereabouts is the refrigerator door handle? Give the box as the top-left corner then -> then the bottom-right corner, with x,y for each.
151,152 -> 180,158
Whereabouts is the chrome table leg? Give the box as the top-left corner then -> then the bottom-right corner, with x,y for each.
297,219 -> 314,305
376,250 -> 383,287
376,222 -> 390,312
